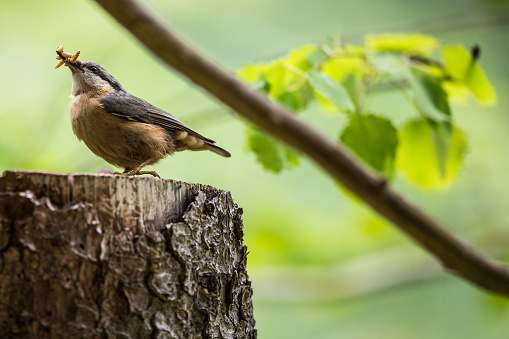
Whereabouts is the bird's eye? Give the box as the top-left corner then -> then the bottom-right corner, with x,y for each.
89,66 -> 99,73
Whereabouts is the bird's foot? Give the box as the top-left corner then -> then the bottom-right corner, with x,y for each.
133,170 -> 161,178
113,169 -> 161,179
113,159 -> 160,178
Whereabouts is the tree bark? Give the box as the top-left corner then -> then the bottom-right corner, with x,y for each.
0,170 -> 256,338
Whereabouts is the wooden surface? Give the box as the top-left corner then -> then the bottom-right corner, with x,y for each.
0,171 -> 256,338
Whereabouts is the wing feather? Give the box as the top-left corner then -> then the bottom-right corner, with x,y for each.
100,92 -> 215,143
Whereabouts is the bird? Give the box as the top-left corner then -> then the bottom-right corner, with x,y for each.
56,49 -> 230,178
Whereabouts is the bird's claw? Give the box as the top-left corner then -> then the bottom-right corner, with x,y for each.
113,170 -> 161,179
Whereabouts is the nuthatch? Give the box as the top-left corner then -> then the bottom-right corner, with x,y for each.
57,49 -> 230,178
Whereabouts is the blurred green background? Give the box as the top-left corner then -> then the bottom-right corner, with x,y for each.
2,0 -> 509,337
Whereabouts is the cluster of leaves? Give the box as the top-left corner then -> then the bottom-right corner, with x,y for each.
238,33 -> 496,189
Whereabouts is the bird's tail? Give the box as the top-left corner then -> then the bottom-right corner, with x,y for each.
205,141 -> 231,158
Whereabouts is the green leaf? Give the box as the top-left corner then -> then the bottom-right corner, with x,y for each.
366,33 -> 439,56
263,62 -> 299,96
397,119 -> 467,189
442,44 -> 496,105
308,71 -> 355,111
368,53 -> 407,77
430,121 -> 452,177
341,73 -> 364,111
238,59 -> 313,111
442,80 -> 470,102
237,63 -> 268,82
340,114 -> 398,176
257,45 -> 325,111
306,47 -> 329,68
321,56 -> 369,111
285,148 -> 300,166
277,84 -> 313,111
407,67 -> 451,122
284,45 -> 322,71
321,56 -> 368,81
246,128 -> 283,172
245,127 -> 300,173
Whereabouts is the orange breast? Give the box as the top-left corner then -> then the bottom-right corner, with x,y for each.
69,94 -> 174,169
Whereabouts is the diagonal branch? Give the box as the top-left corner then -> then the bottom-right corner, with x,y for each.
93,0 -> 509,296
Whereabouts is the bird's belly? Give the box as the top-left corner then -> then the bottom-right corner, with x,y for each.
70,95 -> 174,169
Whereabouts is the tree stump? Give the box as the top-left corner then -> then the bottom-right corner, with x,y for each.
0,171 -> 256,338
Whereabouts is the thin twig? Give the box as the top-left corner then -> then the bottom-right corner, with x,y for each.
345,7 -> 509,43
93,0 -> 509,296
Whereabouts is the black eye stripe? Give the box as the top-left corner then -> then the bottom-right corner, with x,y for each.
85,63 -> 125,92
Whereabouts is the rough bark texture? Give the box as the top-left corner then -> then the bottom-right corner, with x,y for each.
0,170 -> 256,338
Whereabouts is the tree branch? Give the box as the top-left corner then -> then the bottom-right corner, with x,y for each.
92,0 -> 509,296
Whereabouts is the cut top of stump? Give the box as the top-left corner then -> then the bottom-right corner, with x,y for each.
0,170 -> 229,233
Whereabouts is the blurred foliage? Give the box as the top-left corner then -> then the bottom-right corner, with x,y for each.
397,120 -> 468,188
238,33 -> 495,189
340,114 -> 397,177
244,126 -> 300,172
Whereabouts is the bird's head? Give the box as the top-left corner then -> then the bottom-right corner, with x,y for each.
57,53 -> 124,96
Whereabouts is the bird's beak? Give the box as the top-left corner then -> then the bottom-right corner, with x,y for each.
56,50 -> 82,74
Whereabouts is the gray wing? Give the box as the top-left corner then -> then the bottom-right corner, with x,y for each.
100,91 -> 215,143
